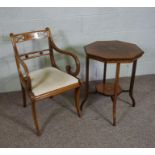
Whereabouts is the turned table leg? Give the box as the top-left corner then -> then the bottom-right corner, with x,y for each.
129,60 -> 137,107
113,63 -> 120,126
81,55 -> 89,110
103,62 -> 107,84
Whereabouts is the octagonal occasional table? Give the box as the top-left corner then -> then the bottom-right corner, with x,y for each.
81,41 -> 144,126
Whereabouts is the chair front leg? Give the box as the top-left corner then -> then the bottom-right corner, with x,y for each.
31,100 -> 41,136
21,84 -> 27,107
74,87 -> 82,117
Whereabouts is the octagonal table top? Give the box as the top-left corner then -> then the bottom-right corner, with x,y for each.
85,41 -> 144,62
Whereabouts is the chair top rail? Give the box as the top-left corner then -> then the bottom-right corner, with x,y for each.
12,29 -> 48,43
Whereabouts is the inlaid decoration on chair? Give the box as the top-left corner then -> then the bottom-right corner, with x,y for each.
10,27 -> 81,136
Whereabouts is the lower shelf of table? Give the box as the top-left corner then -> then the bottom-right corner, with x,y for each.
96,83 -> 122,96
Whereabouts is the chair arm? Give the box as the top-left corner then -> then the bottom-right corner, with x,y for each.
16,57 -> 32,90
51,41 -> 80,77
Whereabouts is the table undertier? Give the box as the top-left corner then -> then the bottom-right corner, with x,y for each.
96,83 -> 122,96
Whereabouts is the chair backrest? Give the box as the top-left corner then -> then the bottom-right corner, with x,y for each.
10,27 -> 80,83
10,27 -> 58,68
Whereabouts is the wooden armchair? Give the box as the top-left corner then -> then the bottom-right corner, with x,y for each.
10,27 -> 81,136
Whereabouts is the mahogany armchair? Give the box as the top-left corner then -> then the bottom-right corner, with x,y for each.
10,27 -> 81,136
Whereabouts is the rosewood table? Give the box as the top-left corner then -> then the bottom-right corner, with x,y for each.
81,41 -> 144,125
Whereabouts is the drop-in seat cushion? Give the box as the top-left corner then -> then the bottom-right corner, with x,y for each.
29,67 -> 78,96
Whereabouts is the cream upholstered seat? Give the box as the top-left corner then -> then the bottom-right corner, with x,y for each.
30,67 -> 79,96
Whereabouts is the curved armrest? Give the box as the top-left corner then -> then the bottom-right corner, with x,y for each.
51,41 -> 80,77
16,57 -> 32,90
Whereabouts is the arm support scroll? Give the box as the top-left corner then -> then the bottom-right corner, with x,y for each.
46,27 -> 80,77
50,41 -> 80,77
